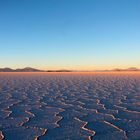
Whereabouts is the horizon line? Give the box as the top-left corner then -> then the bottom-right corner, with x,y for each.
0,66 -> 140,72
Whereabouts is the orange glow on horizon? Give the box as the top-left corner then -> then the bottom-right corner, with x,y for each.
1,71 -> 140,76
1,64 -> 140,71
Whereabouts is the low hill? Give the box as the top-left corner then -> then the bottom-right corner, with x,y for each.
0,67 -> 43,72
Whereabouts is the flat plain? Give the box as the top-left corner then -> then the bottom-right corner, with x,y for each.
0,72 -> 140,140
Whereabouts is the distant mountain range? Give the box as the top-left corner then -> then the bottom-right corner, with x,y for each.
111,67 -> 140,72
0,67 -> 72,72
0,67 -> 43,72
0,67 -> 140,72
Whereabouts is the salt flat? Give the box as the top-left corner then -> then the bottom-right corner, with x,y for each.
0,72 -> 140,140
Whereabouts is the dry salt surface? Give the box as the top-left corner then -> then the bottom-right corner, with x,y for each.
0,72 -> 140,140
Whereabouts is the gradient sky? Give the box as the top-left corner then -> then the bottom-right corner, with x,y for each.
0,0 -> 140,70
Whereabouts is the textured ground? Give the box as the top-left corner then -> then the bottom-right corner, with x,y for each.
0,72 -> 140,140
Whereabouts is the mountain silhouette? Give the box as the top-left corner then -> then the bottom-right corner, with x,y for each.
0,67 -> 139,72
0,67 -> 43,72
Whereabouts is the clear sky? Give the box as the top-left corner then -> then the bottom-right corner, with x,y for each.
0,0 -> 140,70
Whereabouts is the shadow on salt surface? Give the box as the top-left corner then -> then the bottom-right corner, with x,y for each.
40,117 -> 95,140
24,107 -> 63,129
86,121 -> 127,140
2,127 -> 45,140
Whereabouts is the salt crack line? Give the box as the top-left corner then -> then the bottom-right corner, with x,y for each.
0,131 -> 4,140
103,121 -> 128,139
34,128 -> 47,140
74,117 -> 96,140
25,110 -> 35,117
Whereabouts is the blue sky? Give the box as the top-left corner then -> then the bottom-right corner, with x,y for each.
0,0 -> 140,70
